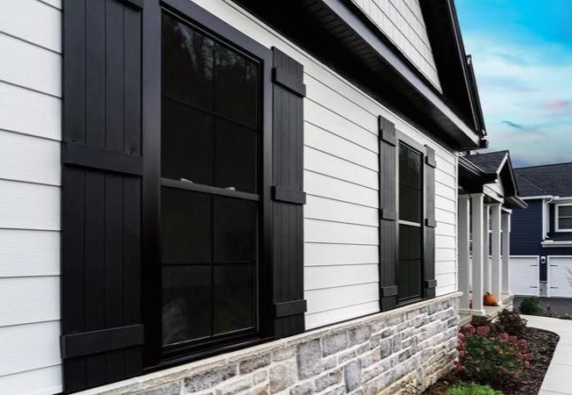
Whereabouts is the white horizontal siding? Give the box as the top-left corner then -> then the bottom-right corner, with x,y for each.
0,2 -> 62,393
0,230 -> 60,277
0,131 -> 61,186
0,277 -> 60,327
0,321 -> 60,377
305,265 -> 379,290
0,32 -> 61,96
350,0 -> 441,90
0,0 -> 61,53
191,0 -> 460,327
0,180 -> 60,231
0,81 -> 61,140
0,366 -> 62,395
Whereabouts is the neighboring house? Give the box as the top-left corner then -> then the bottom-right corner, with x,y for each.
512,162 -> 572,298
456,151 -> 526,317
0,1 -> 487,394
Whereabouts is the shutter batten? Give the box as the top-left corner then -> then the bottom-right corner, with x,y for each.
62,0 -> 144,391
271,48 -> 307,337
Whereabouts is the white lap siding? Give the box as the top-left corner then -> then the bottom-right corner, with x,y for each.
192,0 -> 459,329
0,1 -> 62,394
350,0 -> 442,91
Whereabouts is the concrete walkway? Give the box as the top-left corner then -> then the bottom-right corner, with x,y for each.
523,315 -> 572,394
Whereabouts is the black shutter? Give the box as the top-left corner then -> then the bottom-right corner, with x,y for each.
424,146 -> 437,298
378,116 -> 398,311
271,48 -> 307,337
61,0 -> 144,392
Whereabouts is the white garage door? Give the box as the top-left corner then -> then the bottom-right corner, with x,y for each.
510,256 -> 540,296
548,256 -> 572,298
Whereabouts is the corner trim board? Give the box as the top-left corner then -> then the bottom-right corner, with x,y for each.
61,325 -> 145,359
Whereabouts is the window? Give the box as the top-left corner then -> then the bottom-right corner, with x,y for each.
398,143 -> 424,302
556,204 -> 572,232
161,11 -> 261,353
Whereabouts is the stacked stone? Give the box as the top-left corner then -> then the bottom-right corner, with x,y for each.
85,295 -> 460,395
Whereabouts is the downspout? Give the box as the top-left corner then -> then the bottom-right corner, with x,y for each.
544,196 -> 556,239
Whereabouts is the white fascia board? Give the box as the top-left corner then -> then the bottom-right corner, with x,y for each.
521,195 -> 554,201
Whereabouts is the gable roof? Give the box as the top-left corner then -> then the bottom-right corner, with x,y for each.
463,150 -> 508,174
460,151 -> 526,208
515,162 -> 572,197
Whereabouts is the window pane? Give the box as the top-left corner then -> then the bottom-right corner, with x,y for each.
560,217 -> 572,229
399,225 -> 423,301
213,197 -> 257,263
560,206 -> 572,217
215,119 -> 257,193
162,266 -> 212,345
161,188 -> 211,264
214,42 -> 259,128
162,100 -> 214,185
214,264 -> 256,334
161,13 -> 259,193
162,13 -> 215,109
399,144 -> 423,223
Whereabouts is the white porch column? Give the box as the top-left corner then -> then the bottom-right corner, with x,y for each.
458,195 -> 471,313
502,212 -> 511,295
471,193 -> 486,315
490,203 -> 502,301
482,204 -> 490,292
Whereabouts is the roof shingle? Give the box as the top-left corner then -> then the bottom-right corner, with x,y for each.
515,162 -> 572,197
464,151 -> 508,174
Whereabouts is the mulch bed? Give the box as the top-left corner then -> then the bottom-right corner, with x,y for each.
423,327 -> 559,395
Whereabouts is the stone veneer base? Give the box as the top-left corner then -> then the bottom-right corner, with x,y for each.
76,293 -> 461,395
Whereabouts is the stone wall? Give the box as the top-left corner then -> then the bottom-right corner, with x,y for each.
77,294 -> 461,395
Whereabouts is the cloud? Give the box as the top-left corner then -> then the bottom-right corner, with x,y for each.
462,34 -> 572,165
502,120 -> 524,130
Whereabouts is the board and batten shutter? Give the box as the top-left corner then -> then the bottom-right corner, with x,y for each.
424,146 -> 437,298
378,116 -> 398,311
61,0 -> 144,392
271,48 -> 307,337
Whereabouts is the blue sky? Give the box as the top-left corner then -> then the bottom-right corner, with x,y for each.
455,0 -> 572,167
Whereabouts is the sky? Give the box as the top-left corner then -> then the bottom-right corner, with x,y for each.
455,0 -> 572,167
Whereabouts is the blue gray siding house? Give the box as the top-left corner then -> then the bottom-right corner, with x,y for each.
513,163 -> 572,283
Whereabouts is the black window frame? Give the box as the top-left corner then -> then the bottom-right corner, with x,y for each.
397,139 -> 425,304
142,0 -> 274,368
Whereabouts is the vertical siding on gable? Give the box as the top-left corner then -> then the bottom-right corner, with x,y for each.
0,1 -> 62,394
350,0 -> 442,91
193,0 -> 459,329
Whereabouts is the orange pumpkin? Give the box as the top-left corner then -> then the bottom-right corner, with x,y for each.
483,292 -> 497,306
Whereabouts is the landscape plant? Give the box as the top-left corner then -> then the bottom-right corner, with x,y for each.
455,324 -> 533,385
495,309 -> 527,337
444,382 -> 503,395
519,297 -> 544,316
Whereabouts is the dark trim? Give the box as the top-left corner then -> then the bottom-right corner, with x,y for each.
379,116 -> 397,146
274,300 -> 307,318
380,208 -> 397,221
380,286 -> 398,297
62,142 -> 143,176
61,325 -> 144,359
425,218 -> 437,228
272,185 -> 306,205
425,279 -> 438,289
161,178 -> 260,202
425,147 -> 437,168
117,0 -> 143,10
272,67 -> 306,97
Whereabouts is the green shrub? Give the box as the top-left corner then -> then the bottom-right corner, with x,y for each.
456,324 -> 533,384
495,310 -> 527,337
444,383 -> 503,395
559,314 -> 572,320
519,297 -> 543,316
471,315 -> 492,328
